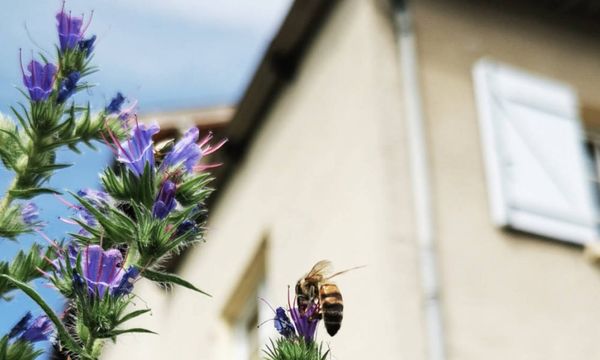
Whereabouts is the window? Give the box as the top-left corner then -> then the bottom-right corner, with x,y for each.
232,283 -> 264,360
473,59 -> 598,244
223,240 -> 270,360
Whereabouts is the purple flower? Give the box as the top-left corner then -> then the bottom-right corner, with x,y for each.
75,245 -> 138,297
112,266 -> 140,297
78,35 -> 96,58
56,10 -> 84,51
8,312 -> 33,339
77,188 -> 111,205
21,60 -> 57,102
289,303 -> 320,343
161,127 -> 202,173
20,315 -> 53,342
274,307 -> 295,339
106,92 -> 125,114
175,220 -> 196,237
152,180 -> 177,219
20,202 -> 39,225
57,71 -> 80,103
116,123 -> 159,177
9,312 -> 53,343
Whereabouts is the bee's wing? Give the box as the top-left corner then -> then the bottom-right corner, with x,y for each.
305,260 -> 333,278
324,264 -> 366,281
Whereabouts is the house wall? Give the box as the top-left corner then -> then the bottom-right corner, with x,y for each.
103,1 -> 424,359
413,0 -> 600,359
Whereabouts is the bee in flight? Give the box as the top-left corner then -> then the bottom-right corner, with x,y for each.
295,260 -> 363,337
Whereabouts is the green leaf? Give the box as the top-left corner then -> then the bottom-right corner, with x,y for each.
29,163 -> 72,174
116,308 -> 152,326
98,328 -> 157,339
0,243 -> 54,297
142,269 -> 211,297
0,275 -> 85,355
0,204 -> 29,240
9,187 -> 60,199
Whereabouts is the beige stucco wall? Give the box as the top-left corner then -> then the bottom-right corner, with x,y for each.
103,1 -> 424,359
414,0 -> 600,359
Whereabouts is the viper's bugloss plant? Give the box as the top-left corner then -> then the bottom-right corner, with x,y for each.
0,3 -> 224,360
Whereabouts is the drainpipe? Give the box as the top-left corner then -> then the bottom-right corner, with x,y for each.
391,1 -> 446,360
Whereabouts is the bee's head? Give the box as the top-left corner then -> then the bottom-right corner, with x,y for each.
295,280 -> 304,295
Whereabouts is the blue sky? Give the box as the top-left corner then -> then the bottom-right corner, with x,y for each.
0,0 -> 291,354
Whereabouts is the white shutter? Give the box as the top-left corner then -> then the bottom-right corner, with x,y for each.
473,59 -> 598,244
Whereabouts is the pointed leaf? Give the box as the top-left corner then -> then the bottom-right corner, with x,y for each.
142,269 -> 211,297
99,328 -> 157,339
116,308 -> 151,326
9,187 -> 61,199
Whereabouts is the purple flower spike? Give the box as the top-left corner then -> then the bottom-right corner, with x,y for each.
274,307 -> 295,339
56,10 -> 84,51
117,123 -> 159,177
77,245 -> 138,298
161,127 -> 202,173
57,71 -> 80,103
22,60 -> 57,102
152,180 -> 177,219
9,312 -> 53,343
20,315 -> 53,343
20,202 -> 39,225
290,303 -> 320,343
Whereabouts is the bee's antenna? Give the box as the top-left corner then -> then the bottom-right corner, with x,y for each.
257,318 -> 275,328
258,297 -> 276,313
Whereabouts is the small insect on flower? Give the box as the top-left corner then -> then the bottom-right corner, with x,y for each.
296,260 -> 364,337
20,58 -> 57,102
8,312 -> 54,343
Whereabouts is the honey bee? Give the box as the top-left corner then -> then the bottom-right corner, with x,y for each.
295,260 -> 362,337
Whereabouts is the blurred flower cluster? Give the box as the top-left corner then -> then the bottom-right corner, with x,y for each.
0,3 -> 223,359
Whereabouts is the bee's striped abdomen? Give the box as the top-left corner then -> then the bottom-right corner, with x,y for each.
320,283 -> 343,336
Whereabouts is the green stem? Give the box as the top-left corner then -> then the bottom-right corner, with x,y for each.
0,191 -> 12,214
85,336 -> 97,358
